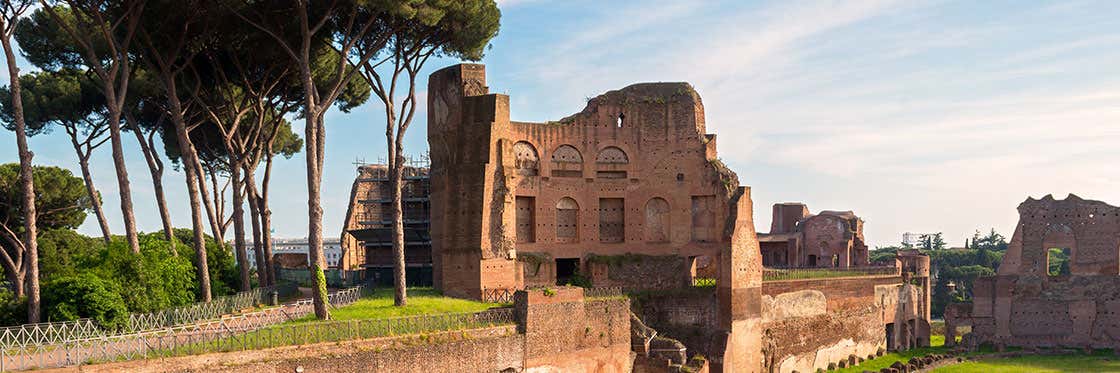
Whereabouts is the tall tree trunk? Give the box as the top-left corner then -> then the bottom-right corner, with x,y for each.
231,163 -> 250,291
195,161 -> 225,244
127,114 -> 174,242
390,150 -> 407,307
76,155 -> 111,244
259,153 -> 276,287
104,101 -> 140,254
2,30 -> 40,322
304,106 -> 329,319
245,170 -> 267,287
164,76 -> 212,302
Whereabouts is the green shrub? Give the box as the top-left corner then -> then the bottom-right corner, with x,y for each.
78,233 -> 196,313
43,274 -> 128,330
175,228 -> 238,297
37,228 -> 104,278
0,288 -> 26,326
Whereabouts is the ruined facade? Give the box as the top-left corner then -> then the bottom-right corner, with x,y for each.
339,164 -> 433,286
757,203 -> 869,268
428,64 -> 739,297
427,63 -> 927,372
955,194 -> 1120,349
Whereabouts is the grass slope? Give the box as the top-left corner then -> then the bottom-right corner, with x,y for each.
933,353 -> 1120,373
290,287 -> 502,324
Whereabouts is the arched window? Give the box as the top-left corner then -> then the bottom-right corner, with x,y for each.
556,197 -> 579,243
552,145 -> 582,162
550,145 -> 583,177
596,147 -> 629,164
596,146 -> 628,178
645,198 -> 670,242
513,141 -> 539,176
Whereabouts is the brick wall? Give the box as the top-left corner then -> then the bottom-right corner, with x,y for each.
763,275 -> 903,312
515,287 -> 633,372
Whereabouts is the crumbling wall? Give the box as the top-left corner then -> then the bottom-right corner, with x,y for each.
516,287 -> 633,372
966,194 -> 1120,349
587,254 -> 690,290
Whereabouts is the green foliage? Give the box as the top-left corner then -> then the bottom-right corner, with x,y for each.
919,232 -> 948,250
42,274 -> 128,330
1047,248 -> 1071,276
542,287 -> 557,297
314,264 -> 329,312
0,68 -> 104,136
37,228 -> 103,278
0,163 -> 92,240
870,246 -> 901,263
80,233 -> 197,313
566,271 -> 593,288
969,228 -> 1008,251
174,229 -> 238,297
0,288 -> 26,326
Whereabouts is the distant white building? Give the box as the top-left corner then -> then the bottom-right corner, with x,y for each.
237,237 -> 343,269
901,232 -> 929,248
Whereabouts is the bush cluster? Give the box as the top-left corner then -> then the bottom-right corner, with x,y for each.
0,229 -> 241,327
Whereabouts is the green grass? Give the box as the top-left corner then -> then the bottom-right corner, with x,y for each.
835,335 -> 948,373
933,353 -> 1120,372
140,287 -> 510,358
288,287 -> 503,324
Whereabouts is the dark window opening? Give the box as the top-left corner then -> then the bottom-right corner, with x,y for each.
886,323 -> 896,351
807,254 -> 818,267
556,258 -> 580,285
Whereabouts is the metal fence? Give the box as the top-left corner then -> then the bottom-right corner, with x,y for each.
762,265 -> 899,281
0,284 -> 297,350
691,277 -> 717,287
584,287 -> 623,298
481,288 -> 515,304
0,285 -> 366,371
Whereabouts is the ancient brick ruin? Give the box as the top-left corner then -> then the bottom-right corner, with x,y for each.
953,194 -> 1120,349
758,203 -> 869,268
426,63 -> 929,372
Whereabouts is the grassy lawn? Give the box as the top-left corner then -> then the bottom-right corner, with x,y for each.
933,352 -> 1120,372
289,287 -> 503,324
835,335 -> 948,373
135,287 -> 510,359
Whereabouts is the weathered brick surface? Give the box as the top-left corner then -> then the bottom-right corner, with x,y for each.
965,195 -> 1120,349
515,287 -> 633,372
428,63 -> 739,295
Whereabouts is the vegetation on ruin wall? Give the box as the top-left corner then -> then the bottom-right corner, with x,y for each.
870,229 -> 1007,318
932,351 -> 1120,373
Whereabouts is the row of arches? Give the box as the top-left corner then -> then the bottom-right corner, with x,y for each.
513,141 -> 630,177
516,196 -> 673,243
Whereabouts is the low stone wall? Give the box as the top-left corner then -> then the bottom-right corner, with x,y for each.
40,325 -> 523,373
762,306 -> 883,373
517,287 -> 633,372
762,275 -> 904,312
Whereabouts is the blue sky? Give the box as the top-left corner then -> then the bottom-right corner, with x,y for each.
3,0 -> 1119,247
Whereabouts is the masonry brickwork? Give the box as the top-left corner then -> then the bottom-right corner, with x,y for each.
428,64 -> 739,298
757,203 -> 869,268
959,194 -> 1120,349
427,63 -> 928,372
